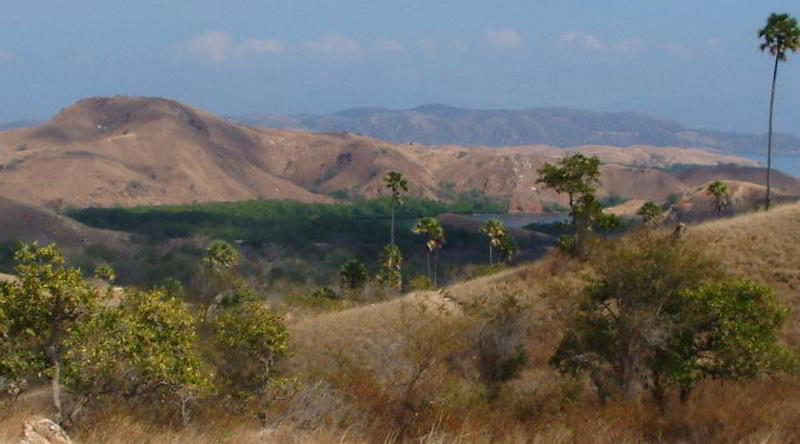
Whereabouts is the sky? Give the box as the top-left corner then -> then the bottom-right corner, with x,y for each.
1,1 -> 800,134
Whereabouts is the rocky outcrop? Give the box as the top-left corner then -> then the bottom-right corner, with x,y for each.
20,418 -> 71,444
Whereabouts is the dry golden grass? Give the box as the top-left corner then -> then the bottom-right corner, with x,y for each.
688,201 -> 800,346
5,204 -> 800,443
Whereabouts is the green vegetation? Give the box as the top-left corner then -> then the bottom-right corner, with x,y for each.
598,194 -> 629,208
66,197 -> 512,288
759,12 -> 800,210
707,180 -> 731,214
551,231 -> 796,406
412,217 -> 445,286
376,243 -> 403,291
536,154 -> 622,255
383,170 -> 408,245
0,242 -> 289,427
479,219 -> 515,265
339,259 -> 368,296
536,153 -> 601,226
67,196 -> 506,246
637,200 -> 665,224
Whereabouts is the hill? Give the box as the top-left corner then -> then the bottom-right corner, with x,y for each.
674,164 -> 800,194
0,196 -> 127,249
0,96 -> 767,211
0,97 -> 330,208
235,104 -> 800,154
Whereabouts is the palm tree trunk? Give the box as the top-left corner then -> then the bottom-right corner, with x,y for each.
489,243 -> 493,266
433,249 -> 438,287
426,251 -> 431,281
391,203 -> 396,245
766,54 -> 779,211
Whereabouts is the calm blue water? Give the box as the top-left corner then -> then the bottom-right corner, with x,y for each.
738,152 -> 800,178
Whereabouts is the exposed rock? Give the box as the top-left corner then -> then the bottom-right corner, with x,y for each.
20,417 -> 71,444
672,222 -> 688,240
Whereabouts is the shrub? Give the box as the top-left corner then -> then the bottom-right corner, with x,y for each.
550,231 -> 796,406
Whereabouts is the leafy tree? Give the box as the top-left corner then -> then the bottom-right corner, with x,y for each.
496,234 -> 519,264
204,240 -> 240,276
758,13 -> 800,210
412,217 -> 445,286
339,259 -> 368,296
213,302 -> 289,389
479,219 -> 508,266
706,180 -> 731,214
0,243 -> 102,421
384,171 -> 409,245
65,288 -> 211,425
93,263 -> 116,283
551,232 -> 795,405
377,243 -> 403,291
197,240 -> 243,304
637,201 -> 665,224
574,194 -> 622,233
536,154 -> 601,226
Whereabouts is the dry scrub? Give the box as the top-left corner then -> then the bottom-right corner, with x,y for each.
4,203 -> 800,442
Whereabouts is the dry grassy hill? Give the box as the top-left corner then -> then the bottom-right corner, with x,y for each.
4,203 -> 800,443
0,196 -> 127,249
675,164 -> 800,195
283,202 -> 800,442
673,180 -> 799,220
0,96 -> 768,211
0,97 -> 330,208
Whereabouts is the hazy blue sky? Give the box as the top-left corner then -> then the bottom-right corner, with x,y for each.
1,1 -> 799,133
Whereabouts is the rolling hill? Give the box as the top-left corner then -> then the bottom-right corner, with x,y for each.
0,96 -> 773,211
235,104 -> 800,154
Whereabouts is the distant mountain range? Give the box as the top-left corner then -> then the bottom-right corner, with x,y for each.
234,105 -> 800,154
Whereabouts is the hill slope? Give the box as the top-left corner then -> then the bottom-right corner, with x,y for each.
0,97 -> 330,208
0,196 -> 127,249
235,104 -> 800,154
0,96 -> 768,210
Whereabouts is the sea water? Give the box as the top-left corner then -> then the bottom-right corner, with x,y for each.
738,152 -> 800,178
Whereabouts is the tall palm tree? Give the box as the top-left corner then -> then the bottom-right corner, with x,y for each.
383,171 -> 408,245
758,13 -> 800,211
480,219 -> 508,266
412,217 -> 445,285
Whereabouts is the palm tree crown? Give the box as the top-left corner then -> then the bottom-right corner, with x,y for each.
759,13 -> 800,61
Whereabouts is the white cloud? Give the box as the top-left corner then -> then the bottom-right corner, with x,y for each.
374,39 -> 406,52
416,40 -> 437,56
304,35 -> 364,58
186,30 -> 233,63
486,28 -> 523,49
236,38 -> 284,57
615,37 -> 643,54
448,39 -> 469,52
559,32 -> 604,50
706,37 -> 723,48
184,31 -> 283,63
0,50 -> 12,61
663,43 -> 690,58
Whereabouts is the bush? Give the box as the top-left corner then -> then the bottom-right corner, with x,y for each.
408,275 -> 433,291
550,231 -> 796,406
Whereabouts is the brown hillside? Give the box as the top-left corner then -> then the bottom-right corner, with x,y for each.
675,164 -> 800,194
673,180 -> 799,220
0,96 -> 766,210
0,196 -> 127,248
0,97 -> 330,208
